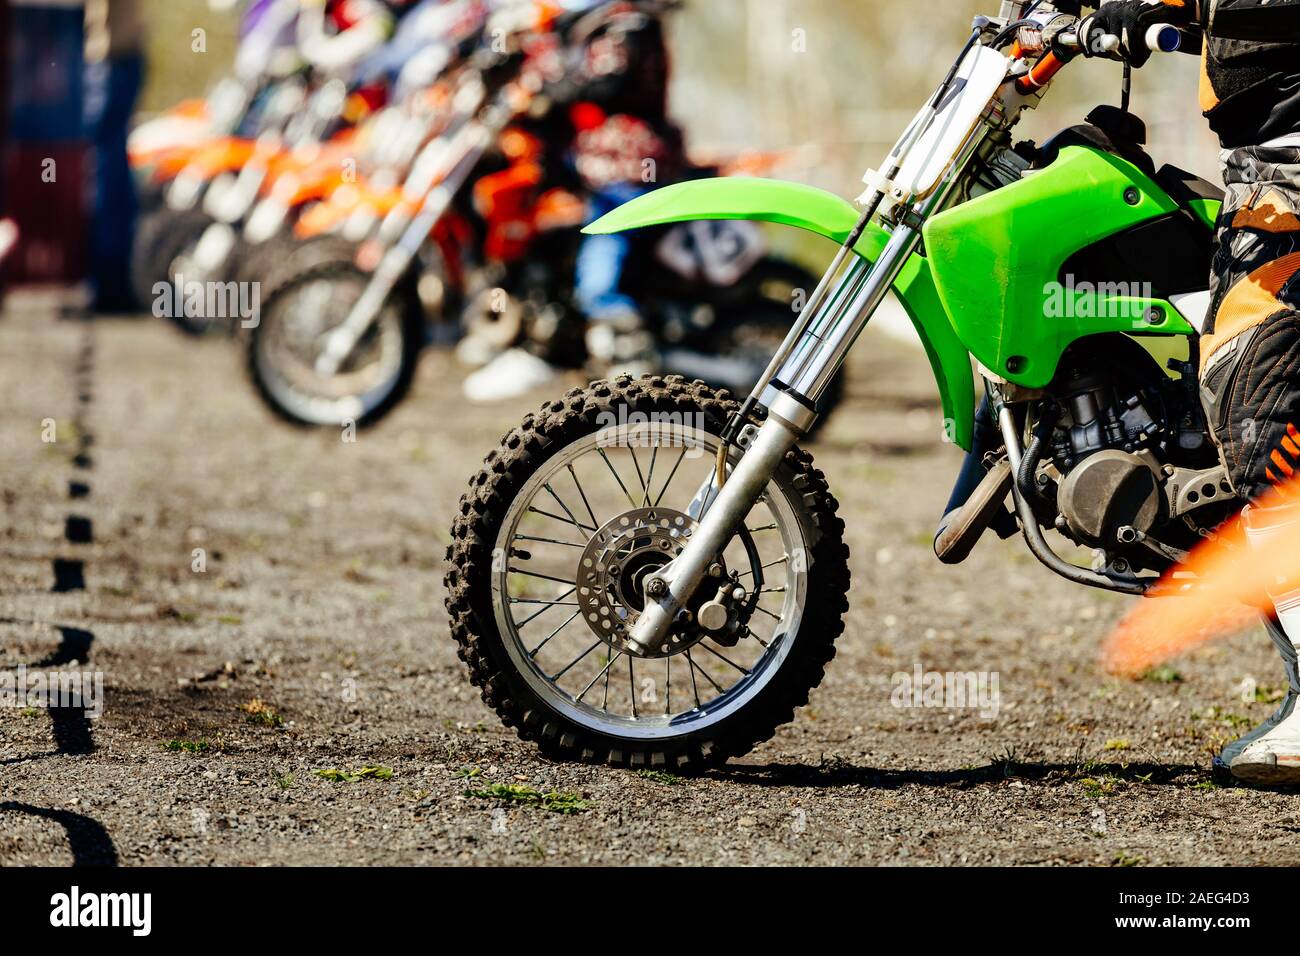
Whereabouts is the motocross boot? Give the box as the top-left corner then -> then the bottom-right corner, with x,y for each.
1220,502 -> 1300,785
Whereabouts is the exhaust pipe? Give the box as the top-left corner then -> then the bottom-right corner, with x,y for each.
933,395 -> 1017,563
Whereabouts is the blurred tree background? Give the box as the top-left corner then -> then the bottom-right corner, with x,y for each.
137,0 -> 238,114
137,0 -> 1221,187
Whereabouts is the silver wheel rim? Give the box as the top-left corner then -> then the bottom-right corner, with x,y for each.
255,273 -> 406,425
493,418 -> 808,741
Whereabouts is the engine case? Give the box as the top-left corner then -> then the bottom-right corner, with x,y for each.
1056,449 -> 1162,547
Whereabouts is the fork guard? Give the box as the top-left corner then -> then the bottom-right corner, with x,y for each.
585,177 -> 977,450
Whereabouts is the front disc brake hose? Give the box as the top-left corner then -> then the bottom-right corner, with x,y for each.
737,526 -> 763,632
715,441 -> 729,491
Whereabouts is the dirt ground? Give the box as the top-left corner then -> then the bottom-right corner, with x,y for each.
2,299 -> 1298,868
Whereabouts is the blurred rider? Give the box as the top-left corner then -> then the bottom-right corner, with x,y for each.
1081,0 -> 1300,784
463,0 -> 684,402
229,0 -> 420,132
355,0 -> 490,100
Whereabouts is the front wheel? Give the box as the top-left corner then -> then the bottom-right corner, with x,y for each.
246,252 -> 422,427
131,206 -> 214,328
445,375 -> 850,770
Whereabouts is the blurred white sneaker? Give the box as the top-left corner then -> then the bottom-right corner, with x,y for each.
455,333 -> 503,369
1228,696 -> 1300,785
463,348 -> 560,403
585,310 -> 657,375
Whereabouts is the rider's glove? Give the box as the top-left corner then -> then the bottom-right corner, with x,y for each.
1079,0 -> 1196,67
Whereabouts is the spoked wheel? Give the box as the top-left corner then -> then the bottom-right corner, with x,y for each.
446,375 -> 850,770
168,217 -> 241,336
247,256 -> 422,427
131,206 -> 214,326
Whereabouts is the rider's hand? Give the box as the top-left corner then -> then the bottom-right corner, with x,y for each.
1079,0 -> 1195,67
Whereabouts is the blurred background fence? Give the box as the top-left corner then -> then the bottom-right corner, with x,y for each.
138,0 -> 1222,187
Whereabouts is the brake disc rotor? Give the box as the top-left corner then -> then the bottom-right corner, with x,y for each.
575,506 -> 721,659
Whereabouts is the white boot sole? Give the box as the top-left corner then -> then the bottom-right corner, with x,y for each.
1230,752 -> 1300,786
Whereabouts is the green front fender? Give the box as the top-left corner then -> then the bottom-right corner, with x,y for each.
586,178 -> 976,450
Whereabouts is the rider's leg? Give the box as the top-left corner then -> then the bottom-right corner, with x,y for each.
88,51 -> 145,312
574,231 -> 636,319
575,183 -> 656,371
463,183 -> 652,402
1221,505 -> 1300,782
1201,143 -> 1300,782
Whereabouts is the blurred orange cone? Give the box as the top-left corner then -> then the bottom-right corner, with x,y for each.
1103,488 -> 1300,677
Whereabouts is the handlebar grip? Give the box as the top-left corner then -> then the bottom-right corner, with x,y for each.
1095,33 -> 1121,55
1090,30 -> 1175,55
1146,23 -> 1182,53
1056,25 -> 1190,57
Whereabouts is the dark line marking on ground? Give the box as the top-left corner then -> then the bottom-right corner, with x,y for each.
63,515 -> 93,544
0,803 -> 117,866
48,699 -> 95,756
33,627 -> 94,667
1,622 -> 99,756
51,559 -> 85,593
20,314 -> 102,771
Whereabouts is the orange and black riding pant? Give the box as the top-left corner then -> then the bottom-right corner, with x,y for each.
1200,144 -> 1300,503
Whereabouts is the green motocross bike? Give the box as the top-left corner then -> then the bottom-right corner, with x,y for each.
445,0 -> 1233,770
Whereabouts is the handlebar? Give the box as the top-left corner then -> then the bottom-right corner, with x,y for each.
1055,22 -> 1185,56
1014,20 -> 1194,94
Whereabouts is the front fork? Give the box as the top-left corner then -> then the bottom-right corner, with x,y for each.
628,220 -> 924,655
313,129 -> 491,377
313,79 -> 524,377
627,88 -> 1010,655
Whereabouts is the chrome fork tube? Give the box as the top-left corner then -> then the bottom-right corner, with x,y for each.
627,215 -> 926,655
783,222 -> 922,402
779,133 -> 981,407
624,227 -> 921,655
742,244 -> 868,410
766,256 -> 874,399
627,390 -> 815,656
629,132 -> 990,654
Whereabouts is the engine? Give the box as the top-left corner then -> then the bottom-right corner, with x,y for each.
1051,366 -> 1166,546
1036,337 -> 1221,564
1054,370 -> 1163,467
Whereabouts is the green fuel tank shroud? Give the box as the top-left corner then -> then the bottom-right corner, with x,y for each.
922,145 -> 1199,389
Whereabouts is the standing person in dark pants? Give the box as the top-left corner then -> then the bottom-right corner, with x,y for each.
85,0 -> 145,312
